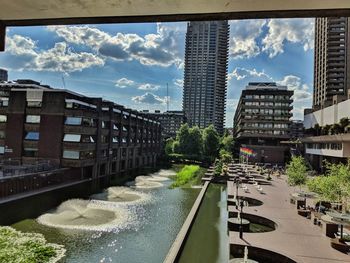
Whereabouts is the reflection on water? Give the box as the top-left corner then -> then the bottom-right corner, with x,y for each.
12,169 -> 200,263
178,184 -> 229,263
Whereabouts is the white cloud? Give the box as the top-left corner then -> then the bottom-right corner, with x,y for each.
138,83 -> 160,91
5,35 -> 104,73
277,75 -> 312,102
48,23 -> 185,68
115,77 -> 135,88
262,18 -> 314,58
132,92 -> 167,104
228,67 -> 273,81
229,20 -> 266,59
174,78 -> 184,88
115,77 -> 160,91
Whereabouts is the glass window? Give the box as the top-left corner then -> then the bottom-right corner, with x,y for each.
0,131 -> 5,139
27,101 -> 42,108
63,134 -> 81,142
113,124 -> 119,130
112,137 -> 118,143
81,135 -> 95,143
25,132 -> 39,141
0,98 -> 9,107
80,151 -> 95,159
0,115 -> 7,122
0,146 -> 4,154
23,148 -> 38,157
63,150 -> 80,159
26,115 -> 41,124
65,117 -> 82,125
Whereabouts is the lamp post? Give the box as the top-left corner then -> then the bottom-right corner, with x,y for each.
239,199 -> 249,239
234,178 -> 240,209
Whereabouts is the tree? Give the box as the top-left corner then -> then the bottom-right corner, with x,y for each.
164,138 -> 174,155
188,126 -> 203,155
220,134 -> 235,153
176,124 -> 191,154
340,117 -> 349,133
307,160 -> 350,213
286,156 -> 308,190
219,149 -> 233,163
202,125 -> 220,158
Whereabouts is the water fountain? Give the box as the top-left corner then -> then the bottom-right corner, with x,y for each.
134,176 -> 164,189
155,169 -> 177,177
106,186 -> 150,203
37,199 -> 132,231
230,246 -> 258,263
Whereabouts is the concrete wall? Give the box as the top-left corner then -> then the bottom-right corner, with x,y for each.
304,98 -> 350,128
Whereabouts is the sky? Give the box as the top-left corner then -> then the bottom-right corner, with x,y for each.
0,19 -> 314,127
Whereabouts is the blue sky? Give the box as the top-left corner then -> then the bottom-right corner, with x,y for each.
0,19 -> 314,127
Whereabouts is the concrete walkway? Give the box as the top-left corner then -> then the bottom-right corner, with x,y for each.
228,171 -> 350,263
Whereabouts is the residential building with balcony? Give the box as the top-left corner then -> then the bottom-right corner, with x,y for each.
143,110 -> 186,139
182,20 -> 229,135
0,68 -> 7,82
0,80 -> 162,188
233,82 -> 293,164
290,120 -> 304,140
313,17 -> 350,110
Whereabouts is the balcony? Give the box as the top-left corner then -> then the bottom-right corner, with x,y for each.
64,126 -> 97,135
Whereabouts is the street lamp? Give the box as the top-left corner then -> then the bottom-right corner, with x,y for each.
234,178 -> 241,209
238,199 -> 249,239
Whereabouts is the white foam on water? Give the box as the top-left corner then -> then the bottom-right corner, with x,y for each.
37,199 -> 134,232
156,169 -> 177,177
106,186 -> 151,204
134,176 -> 163,189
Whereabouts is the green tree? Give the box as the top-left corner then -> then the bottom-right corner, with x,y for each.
340,117 -> 349,133
188,126 -> 203,155
164,138 -> 174,155
219,149 -> 233,163
286,156 -> 308,190
176,124 -> 191,154
221,134 -> 235,153
202,125 -> 220,158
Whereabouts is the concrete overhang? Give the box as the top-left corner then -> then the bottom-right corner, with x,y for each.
302,134 -> 350,143
1,0 -> 350,51
1,0 -> 350,26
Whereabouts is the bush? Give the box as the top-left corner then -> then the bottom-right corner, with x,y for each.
171,165 -> 201,188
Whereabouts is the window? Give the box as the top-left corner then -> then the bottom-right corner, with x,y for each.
80,151 -> 95,159
113,124 -> 119,130
25,132 -> 39,141
63,134 -> 81,142
63,150 -> 80,159
101,135 -> 108,143
102,121 -> 109,129
65,117 -> 82,125
81,135 -> 95,143
27,101 -> 42,108
0,146 -> 4,154
112,136 -> 118,143
122,138 -> 127,143
26,115 -> 41,124
23,148 -> 38,157
0,98 -> 8,107
0,115 -> 7,122
82,118 -> 97,127
0,131 -> 5,139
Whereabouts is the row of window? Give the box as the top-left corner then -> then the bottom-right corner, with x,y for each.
244,123 -> 289,129
306,143 -> 342,150
243,130 -> 289,135
245,102 -> 290,107
245,95 -> 290,100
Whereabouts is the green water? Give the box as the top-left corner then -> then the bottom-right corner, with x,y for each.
178,184 -> 229,263
11,171 -> 200,263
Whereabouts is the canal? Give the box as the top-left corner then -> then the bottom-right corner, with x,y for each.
11,169 -> 200,263
178,184 -> 229,263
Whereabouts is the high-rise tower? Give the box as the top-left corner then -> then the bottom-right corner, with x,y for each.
182,21 -> 229,134
313,17 -> 350,110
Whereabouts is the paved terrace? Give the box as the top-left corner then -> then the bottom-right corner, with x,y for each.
228,167 -> 350,263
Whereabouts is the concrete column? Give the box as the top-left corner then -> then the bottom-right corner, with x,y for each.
0,23 -> 5,52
